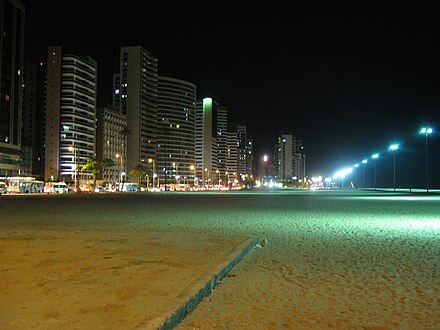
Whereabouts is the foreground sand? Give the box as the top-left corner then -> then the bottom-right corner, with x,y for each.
0,227 -> 251,329
1,191 -> 439,329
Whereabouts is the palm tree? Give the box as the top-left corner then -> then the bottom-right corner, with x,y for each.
82,157 -> 115,189
119,126 -> 131,160
130,164 -> 148,187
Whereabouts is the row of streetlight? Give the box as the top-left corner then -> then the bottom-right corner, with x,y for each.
333,127 -> 434,192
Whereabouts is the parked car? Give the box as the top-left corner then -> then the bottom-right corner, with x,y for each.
0,181 -> 6,195
44,182 -> 68,194
94,186 -> 105,193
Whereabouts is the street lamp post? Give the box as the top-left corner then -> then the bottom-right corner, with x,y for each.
216,169 -> 220,185
361,159 -> 368,188
204,168 -> 210,188
190,165 -> 196,186
68,146 -> 77,191
420,128 -> 433,192
303,154 -> 306,181
389,144 -> 399,192
172,162 -> 179,186
372,153 -> 379,190
148,158 -> 156,189
225,171 -> 229,188
116,153 -> 123,190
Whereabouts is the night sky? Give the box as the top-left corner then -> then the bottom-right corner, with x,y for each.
25,1 -> 440,187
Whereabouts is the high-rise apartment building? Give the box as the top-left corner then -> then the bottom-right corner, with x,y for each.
225,130 -> 238,183
22,61 -> 46,178
112,73 -> 121,110
236,125 -> 247,178
195,98 -> 219,185
216,106 -> 228,180
0,0 -> 25,176
157,76 -> 196,185
45,46 -> 97,182
246,137 -> 254,177
96,106 -> 127,184
119,46 -> 158,179
275,133 -> 304,184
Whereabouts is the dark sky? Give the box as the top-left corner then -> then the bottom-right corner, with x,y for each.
25,1 -> 440,187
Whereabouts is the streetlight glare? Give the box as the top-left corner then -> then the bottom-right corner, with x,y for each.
354,164 -> 359,168
420,127 -> 433,134
389,144 -> 399,151
361,159 -> 368,164
372,153 -> 379,159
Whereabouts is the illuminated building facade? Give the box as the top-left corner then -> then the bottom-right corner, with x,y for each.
44,46 -> 97,182
237,125 -> 247,178
157,76 -> 196,185
216,106 -> 228,181
96,106 -> 127,183
246,137 -> 254,177
275,133 -> 304,184
195,98 -> 219,184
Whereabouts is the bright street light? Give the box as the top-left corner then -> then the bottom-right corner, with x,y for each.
420,127 -> 433,134
389,144 -> 399,191
420,127 -> 433,192
190,165 -> 196,186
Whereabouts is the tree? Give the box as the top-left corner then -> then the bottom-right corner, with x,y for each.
130,164 -> 149,187
82,157 -> 115,189
102,158 -> 115,174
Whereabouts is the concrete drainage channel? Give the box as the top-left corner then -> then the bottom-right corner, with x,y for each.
147,236 -> 261,330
